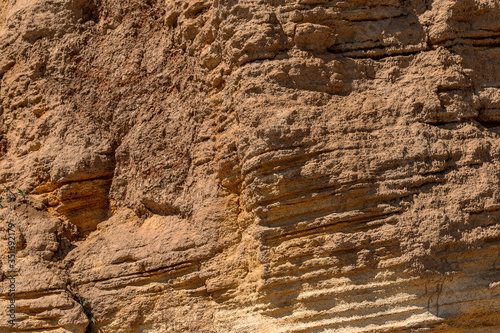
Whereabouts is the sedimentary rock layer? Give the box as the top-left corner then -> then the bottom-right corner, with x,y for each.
0,0 -> 499,332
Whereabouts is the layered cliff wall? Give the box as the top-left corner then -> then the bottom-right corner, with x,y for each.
0,0 -> 499,332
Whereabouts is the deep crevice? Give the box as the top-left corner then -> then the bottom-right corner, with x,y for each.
478,120 -> 500,128
327,46 -> 427,60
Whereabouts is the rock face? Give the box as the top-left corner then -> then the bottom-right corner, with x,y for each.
0,0 -> 499,332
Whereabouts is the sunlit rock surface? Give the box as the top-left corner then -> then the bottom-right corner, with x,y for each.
0,0 -> 499,332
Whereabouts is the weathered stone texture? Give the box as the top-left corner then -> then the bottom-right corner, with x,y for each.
0,0 -> 499,332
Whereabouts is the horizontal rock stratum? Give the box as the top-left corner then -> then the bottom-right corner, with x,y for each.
0,0 -> 499,332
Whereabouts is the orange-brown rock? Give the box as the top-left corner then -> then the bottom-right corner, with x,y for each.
0,0 -> 499,332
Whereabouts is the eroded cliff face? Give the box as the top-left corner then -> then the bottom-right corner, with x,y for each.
0,0 -> 499,332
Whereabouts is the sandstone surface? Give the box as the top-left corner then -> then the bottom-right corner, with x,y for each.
0,0 -> 499,332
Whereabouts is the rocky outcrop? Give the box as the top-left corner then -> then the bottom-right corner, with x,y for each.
0,0 -> 499,332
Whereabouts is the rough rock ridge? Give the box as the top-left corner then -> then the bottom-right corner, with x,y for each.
0,0 -> 499,332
